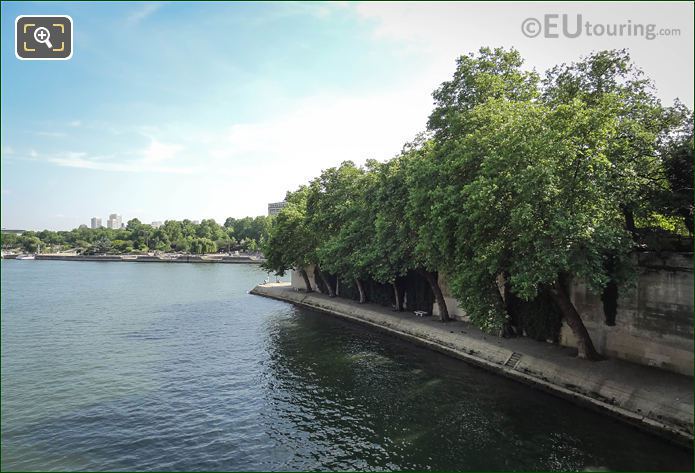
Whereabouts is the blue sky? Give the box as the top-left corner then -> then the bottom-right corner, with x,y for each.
2,1 -> 693,230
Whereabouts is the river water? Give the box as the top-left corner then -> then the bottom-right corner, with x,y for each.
1,260 -> 691,471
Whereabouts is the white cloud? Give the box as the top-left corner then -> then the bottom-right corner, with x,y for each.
352,1 -> 694,107
42,139 -> 193,174
141,138 -> 182,164
36,131 -> 67,138
188,83 -> 437,208
126,2 -> 165,26
208,86 -> 432,172
3,146 -> 14,155
68,120 -> 82,127
47,153 -> 195,174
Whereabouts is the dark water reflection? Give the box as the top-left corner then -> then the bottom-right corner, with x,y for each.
1,261 -> 691,471
261,309 -> 692,471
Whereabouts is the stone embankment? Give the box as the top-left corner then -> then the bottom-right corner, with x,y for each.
251,283 -> 694,448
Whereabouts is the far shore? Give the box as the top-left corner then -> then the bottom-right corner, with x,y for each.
2,253 -> 265,264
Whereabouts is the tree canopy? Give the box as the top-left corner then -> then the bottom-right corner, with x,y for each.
2,216 -> 273,256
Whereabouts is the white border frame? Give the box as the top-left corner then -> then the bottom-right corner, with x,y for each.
15,15 -> 74,61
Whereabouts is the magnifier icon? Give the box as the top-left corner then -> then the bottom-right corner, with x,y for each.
33,27 -> 53,49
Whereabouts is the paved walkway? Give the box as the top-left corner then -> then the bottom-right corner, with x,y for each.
252,283 -> 693,447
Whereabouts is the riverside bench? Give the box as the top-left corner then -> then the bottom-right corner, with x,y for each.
414,310 -> 428,317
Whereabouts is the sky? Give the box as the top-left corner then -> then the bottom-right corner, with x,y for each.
2,1 -> 693,231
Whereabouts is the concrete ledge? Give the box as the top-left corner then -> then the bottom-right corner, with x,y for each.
251,283 -> 694,449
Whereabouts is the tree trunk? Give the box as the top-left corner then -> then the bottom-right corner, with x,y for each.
335,278 -> 340,297
621,205 -> 637,238
392,282 -> 403,311
600,256 -> 617,326
313,266 -> 325,294
501,272 -> 519,337
550,279 -> 602,360
422,270 -> 450,322
316,266 -> 335,297
299,268 -> 313,293
601,281 -> 618,326
355,278 -> 366,304
321,273 -> 336,297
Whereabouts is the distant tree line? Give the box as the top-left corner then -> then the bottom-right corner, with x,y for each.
262,48 -> 693,360
1,216 -> 272,255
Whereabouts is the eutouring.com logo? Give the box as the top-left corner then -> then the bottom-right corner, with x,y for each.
521,14 -> 681,40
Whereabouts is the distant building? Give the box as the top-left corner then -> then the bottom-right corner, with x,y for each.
106,213 -> 122,229
1,228 -> 25,235
151,221 -> 163,228
90,217 -> 102,229
268,201 -> 287,216
192,220 -> 200,225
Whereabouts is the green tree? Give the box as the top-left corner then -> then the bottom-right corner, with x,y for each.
312,161 -> 376,303
305,161 -> 365,297
368,156 -> 418,311
190,237 -> 216,254
173,237 -> 191,253
37,230 -> 64,246
112,239 -> 130,253
262,186 -> 316,292
126,218 -> 143,231
93,236 -> 112,254
414,48 -> 543,322
215,235 -> 236,253
403,142 -> 455,321
659,116 -> 694,235
444,98 -> 637,359
428,47 -> 539,138
1,233 -> 20,249
542,49 -> 687,237
20,235 -> 42,253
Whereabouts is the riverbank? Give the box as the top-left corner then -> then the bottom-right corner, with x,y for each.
251,283 -> 694,448
3,254 -> 264,264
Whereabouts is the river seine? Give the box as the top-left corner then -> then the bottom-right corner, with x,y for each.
1,260 -> 692,471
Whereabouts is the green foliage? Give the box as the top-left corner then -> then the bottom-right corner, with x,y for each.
658,115 -> 694,234
262,186 -> 316,276
1,233 -> 20,249
93,236 -> 112,254
542,49 -> 691,234
224,216 -> 272,243
436,98 -> 637,329
368,156 -> 416,284
2,216 -> 270,255
20,235 -> 42,253
189,237 -> 217,254
306,161 -> 376,284
428,47 -> 539,138
636,213 -> 690,235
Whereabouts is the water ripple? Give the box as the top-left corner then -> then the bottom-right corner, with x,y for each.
1,261 -> 691,471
